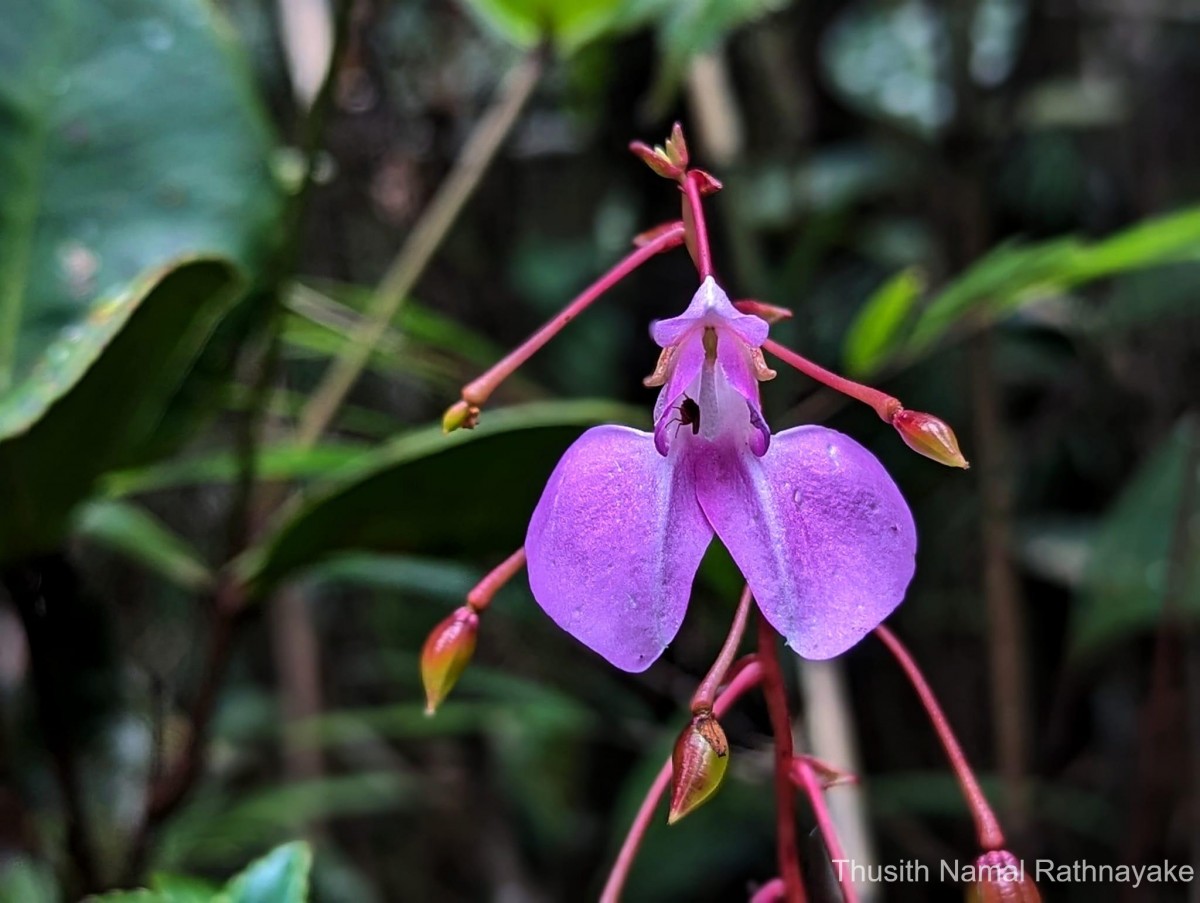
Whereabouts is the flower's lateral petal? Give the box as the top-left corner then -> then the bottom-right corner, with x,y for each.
651,278 -> 768,349
693,426 -> 916,659
652,333 -> 706,453
717,336 -> 770,456
526,426 -> 714,672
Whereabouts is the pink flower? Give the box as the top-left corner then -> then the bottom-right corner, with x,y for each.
525,278 -> 917,671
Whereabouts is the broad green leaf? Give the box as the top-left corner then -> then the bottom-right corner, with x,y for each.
223,842 -> 311,903
0,0 -> 280,417
842,267 -> 923,377
74,498 -> 214,591
883,206 -> 1200,368
0,260 -> 240,561
101,441 -> 371,498
1070,419 -> 1200,660
459,0 -> 627,54
241,400 -> 646,594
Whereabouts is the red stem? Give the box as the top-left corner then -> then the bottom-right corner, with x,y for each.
692,585 -> 754,712
757,617 -> 807,903
466,547 -> 526,613
600,660 -> 764,903
790,758 -> 857,903
462,222 -> 686,407
682,171 -> 714,279
874,625 -> 1005,851
763,339 -> 900,422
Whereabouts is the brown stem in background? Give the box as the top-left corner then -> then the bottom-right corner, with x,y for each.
969,331 -> 1030,827
3,557 -> 101,895
297,46 -> 545,445
1122,419 -> 1200,895
758,616 -> 807,903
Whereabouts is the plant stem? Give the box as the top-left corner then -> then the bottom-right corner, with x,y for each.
873,625 -> 1004,851
968,332 -> 1029,827
790,756 -> 857,903
298,47 -> 545,445
692,585 -> 754,712
600,660 -> 764,903
459,222 -> 686,410
757,617 -> 807,903
683,170 -> 714,279
466,547 -> 526,612
763,339 -> 900,422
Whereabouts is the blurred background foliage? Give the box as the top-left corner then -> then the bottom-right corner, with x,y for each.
1,0 -> 1198,900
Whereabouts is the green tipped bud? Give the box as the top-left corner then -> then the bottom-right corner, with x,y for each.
965,851 -> 1041,903
629,141 -> 683,180
893,409 -> 970,469
420,606 -> 479,714
665,122 -> 689,169
443,400 -> 480,433
668,713 -> 729,824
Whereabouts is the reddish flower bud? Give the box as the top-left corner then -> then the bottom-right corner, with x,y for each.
892,409 -> 969,469
629,141 -> 683,180
420,606 -> 479,714
443,399 -> 480,433
733,299 -> 793,325
668,712 -> 729,824
689,169 -> 723,196
966,851 -> 1041,903
665,121 -> 689,169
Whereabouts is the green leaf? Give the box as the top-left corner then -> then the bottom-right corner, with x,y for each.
882,206 -> 1200,368
241,400 -> 646,595
149,875 -> 222,903
842,267 -> 924,377
0,0 -> 281,559
101,442 -> 371,498
1070,418 -> 1200,660
458,0 -> 627,54
0,260 -> 240,561
0,858 -> 59,903
0,0 -> 280,415
73,498 -> 213,591
223,842 -> 311,903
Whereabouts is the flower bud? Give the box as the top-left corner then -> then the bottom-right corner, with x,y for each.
689,169 -> 722,196
420,606 -> 479,714
892,409 -> 969,469
443,399 -> 480,433
668,712 -> 729,824
629,141 -> 683,180
664,122 -> 689,169
966,850 -> 1041,903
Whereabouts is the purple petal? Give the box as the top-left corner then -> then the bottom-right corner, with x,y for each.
526,426 -> 714,671
717,336 -> 770,456
692,426 -> 916,659
652,335 -> 706,455
651,278 -> 768,349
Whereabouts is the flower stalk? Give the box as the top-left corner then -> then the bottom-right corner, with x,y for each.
874,625 -> 1005,851
601,660 -> 765,903
763,339 -> 968,468
790,755 -> 857,903
446,221 -> 686,430
466,547 -> 526,613
691,585 -> 755,712
757,617 -> 807,903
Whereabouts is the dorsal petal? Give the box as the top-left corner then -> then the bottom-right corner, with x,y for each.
651,277 -> 769,349
692,426 -> 916,659
526,425 -> 714,672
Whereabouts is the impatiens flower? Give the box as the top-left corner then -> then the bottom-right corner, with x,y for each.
525,277 -> 917,672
